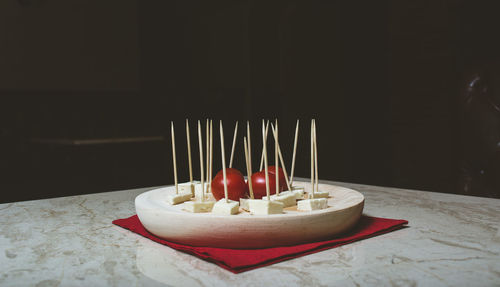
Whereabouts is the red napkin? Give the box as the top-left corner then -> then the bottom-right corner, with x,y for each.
113,215 -> 407,273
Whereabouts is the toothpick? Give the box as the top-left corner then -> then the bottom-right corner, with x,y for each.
171,122 -> 178,194
206,119 -> 209,189
259,120 -> 270,171
229,121 -> 238,168
275,119 -> 279,195
290,119 -> 299,186
271,123 -> 292,191
262,120 -> 270,200
209,120 -> 213,194
219,121 -> 229,203
244,137 -> 254,199
314,119 -> 319,193
186,119 -> 193,184
198,121 -> 205,202
247,121 -> 252,176
310,119 -> 314,196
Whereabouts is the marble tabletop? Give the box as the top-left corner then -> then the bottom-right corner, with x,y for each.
1,179 -> 499,287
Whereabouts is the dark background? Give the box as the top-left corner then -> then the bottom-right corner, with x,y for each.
1,0 -> 499,203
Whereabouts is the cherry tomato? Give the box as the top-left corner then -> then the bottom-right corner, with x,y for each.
266,166 -> 288,191
250,170 -> 284,199
211,168 -> 248,201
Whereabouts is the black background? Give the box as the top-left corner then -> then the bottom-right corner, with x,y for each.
1,0 -> 499,203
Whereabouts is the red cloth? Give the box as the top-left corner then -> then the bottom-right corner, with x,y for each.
113,215 -> 407,273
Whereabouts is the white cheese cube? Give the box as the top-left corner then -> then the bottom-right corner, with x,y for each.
297,198 -> 328,211
211,199 -> 239,215
183,201 -> 215,213
309,191 -> 329,199
179,181 -> 199,196
262,191 -> 296,207
290,186 -> 305,199
166,192 -> 193,205
239,198 -> 250,211
248,199 -> 284,215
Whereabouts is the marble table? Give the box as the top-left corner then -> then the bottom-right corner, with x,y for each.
1,179 -> 499,287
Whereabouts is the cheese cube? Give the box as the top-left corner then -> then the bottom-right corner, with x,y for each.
211,199 -> 239,215
179,181 -> 199,196
248,199 -> 284,215
290,187 -> 305,200
166,192 -> 193,205
183,201 -> 215,213
262,191 -> 296,207
239,198 -> 250,211
194,182 -> 210,199
309,191 -> 329,199
297,198 -> 328,211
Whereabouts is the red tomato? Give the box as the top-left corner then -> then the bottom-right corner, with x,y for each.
211,168 -> 248,201
250,170 -> 284,199
265,166 -> 288,191
225,167 -> 244,177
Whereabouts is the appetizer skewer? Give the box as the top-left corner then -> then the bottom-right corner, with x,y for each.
185,119 -> 195,195
263,120 -> 270,201
259,120 -> 270,171
275,119 -> 279,196
288,119 -> 305,197
268,123 -> 301,204
290,119 -> 299,186
310,119 -> 314,197
206,119 -> 210,192
298,119 -> 328,211
262,121 -> 296,207
239,136 -> 253,210
239,122 -> 254,211
244,137 -> 253,199
211,121 -> 239,215
183,121 -> 215,212
246,121 -> 253,199
166,121 -> 193,205
177,120 -> 199,195
198,120 -> 205,201
247,121 -> 253,184
310,119 -> 328,199
209,120 -> 213,194
314,119 -> 319,194
172,122 -> 178,194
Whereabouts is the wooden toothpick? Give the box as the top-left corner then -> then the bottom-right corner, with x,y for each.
198,121 -> 205,201
259,120 -> 270,171
313,119 -> 319,193
271,123 -> 292,191
209,120 -> 213,194
262,120 -> 270,200
247,121 -> 252,176
229,121 -> 238,168
244,137 -> 254,199
206,119 -> 210,190
275,119 -> 279,196
186,119 -> 193,184
219,121 -> 229,203
171,122 -> 178,194
310,119 -> 314,196
290,119 -> 299,186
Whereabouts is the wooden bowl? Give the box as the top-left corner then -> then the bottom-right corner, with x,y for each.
135,181 -> 364,249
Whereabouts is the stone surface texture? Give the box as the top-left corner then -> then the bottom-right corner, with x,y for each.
1,179 -> 499,286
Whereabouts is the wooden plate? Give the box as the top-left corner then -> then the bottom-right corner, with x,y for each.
135,181 -> 364,249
